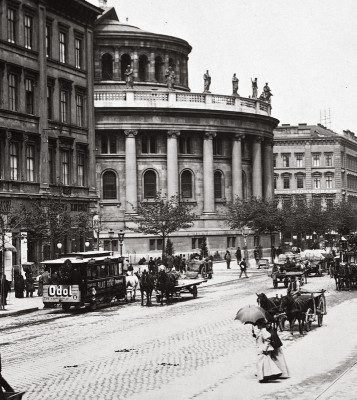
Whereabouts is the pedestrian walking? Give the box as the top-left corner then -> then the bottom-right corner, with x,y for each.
235,246 -> 242,263
254,247 -> 260,268
0,275 -> 11,306
14,271 -> 25,298
180,256 -> 187,273
253,319 -> 282,383
25,271 -> 35,297
148,257 -> 155,274
224,250 -> 232,269
266,322 -> 290,379
239,258 -> 249,278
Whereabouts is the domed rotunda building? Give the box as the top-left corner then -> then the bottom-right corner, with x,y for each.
93,5 -> 279,256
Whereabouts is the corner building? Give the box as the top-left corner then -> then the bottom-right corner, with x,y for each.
94,7 -> 279,256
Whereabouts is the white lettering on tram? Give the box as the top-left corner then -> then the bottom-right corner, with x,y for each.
48,286 -> 73,297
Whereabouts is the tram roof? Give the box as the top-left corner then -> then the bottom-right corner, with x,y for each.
41,252 -> 119,265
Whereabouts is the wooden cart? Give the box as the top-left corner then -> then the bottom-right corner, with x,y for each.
155,278 -> 207,303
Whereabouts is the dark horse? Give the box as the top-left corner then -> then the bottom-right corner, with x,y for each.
156,270 -> 176,305
256,293 -> 284,331
139,270 -> 156,306
279,293 -> 314,335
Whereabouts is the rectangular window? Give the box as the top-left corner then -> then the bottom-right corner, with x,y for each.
227,237 -> 236,248
326,175 -> 333,189
192,237 -> 204,250
46,25 -> 51,57
274,176 -> 277,190
24,15 -> 33,49
213,137 -> 223,155
101,133 -> 116,154
75,38 -> 82,69
296,154 -> 303,167
7,8 -> 16,43
25,79 -> 34,114
326,198 -> 334,210
282,155 -> 290,167
313,154 -> 320,167
47,85 -> 53,119
59,32 -> 66,63
273,155 -> 277,168
149,239 -> 163,251
77,152 -> 85,186
179,137 -> 192,154
313,198 -> 321,210
10,142 -> 19,180
61,150 -> 70,185
325,154 -> 333,167
8,74 -> 17,111
48,147 -> 54,184
60,90 -> 69,123
283,176 -> 290,189
26,145 -> 35,182
142,136 -> 157,153
76,94 -> 84,127
297,175 -> 304,189
313,176 -> 321,189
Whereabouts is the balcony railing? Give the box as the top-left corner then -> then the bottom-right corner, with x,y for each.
94,90 -> 272,116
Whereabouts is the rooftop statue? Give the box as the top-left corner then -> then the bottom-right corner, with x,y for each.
124,65 -> 134,89
251,77 -> 258,99
232,73 -> 239,96
165,66 -> 175,90
260,82 -> 273,102
203,70 -> 211,93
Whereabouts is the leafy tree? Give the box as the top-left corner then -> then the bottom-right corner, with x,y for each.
165,238 -> 174,256
200,236 -> 209,258
130,193 -> 196,258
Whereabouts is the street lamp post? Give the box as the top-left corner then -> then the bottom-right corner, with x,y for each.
118,230 -> 125,258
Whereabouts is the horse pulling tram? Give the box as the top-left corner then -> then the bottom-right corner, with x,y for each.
41,251 -> 126,311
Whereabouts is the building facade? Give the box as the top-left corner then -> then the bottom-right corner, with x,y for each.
273,124 -> 357,209
93,7 -> 279,257
0,0 -> 102,269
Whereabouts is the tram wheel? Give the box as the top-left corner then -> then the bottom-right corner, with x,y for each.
62,303 -> 71,311
192,285 -> 198,299
89,301 -> 98,311
305,308 -> 313,331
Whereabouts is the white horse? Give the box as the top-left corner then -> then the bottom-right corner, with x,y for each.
125,273 -> 139,302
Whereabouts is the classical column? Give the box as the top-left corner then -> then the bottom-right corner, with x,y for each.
125,130 -> 138,213
114,48 -> 120,79
203,131 -> 216,213
167,131 -> 180,198
232,134 -> 244,199
252,136 -> 263,198
132,50 -> 139,80
149,51 -> 155,81
263,139 -> 274,200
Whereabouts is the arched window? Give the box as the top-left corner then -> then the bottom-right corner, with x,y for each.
214,171 -> 223,199
144,170 -> 157,198
181,170 -> 193,198
101,54 -> 113,80
120,54 -> 131,80
102,171 -> 117,199
139,55 -> 149,81
155,56 -> 164,82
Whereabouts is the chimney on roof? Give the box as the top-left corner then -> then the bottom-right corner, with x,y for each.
98,0 -> 107,7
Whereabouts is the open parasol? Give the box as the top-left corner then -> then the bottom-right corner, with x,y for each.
235,304 -> 274,325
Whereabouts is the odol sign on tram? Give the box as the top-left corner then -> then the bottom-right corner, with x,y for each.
43,285 -> 81,303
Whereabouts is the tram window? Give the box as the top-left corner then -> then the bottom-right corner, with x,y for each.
114,263 -> 119,275
100,264 -> 109,278
109,264 -> 115,276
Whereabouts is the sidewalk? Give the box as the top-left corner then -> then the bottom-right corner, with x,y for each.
0,260 -> 266,318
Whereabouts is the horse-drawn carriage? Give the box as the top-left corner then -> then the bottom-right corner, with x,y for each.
186,257 -> 213,279
271,261 -> 304,289
257,289 -> 327,334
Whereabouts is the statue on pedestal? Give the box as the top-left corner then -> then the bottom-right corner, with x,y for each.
165,66 -> 175,90
261,82 -> 273,102
251,77 -> 258,98
203,70 -> 211,93
232,73 -> 239,96
124,65 -> 134,89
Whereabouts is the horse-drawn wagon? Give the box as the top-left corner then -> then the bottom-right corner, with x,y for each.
186,257 -> 213,279
271,261 -> 304,289
155,277 -> 207,304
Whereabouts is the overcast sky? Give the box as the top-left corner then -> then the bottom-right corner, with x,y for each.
89,0 -> 357,134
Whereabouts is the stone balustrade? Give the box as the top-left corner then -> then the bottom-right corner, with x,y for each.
94,90 -> 272,116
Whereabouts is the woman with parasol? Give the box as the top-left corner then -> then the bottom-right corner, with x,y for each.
235,305 -> 282,382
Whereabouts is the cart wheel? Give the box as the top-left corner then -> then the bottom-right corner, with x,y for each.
305,308 -> 312,331
273,280 -> 278,289
201,266 -> 207,279
192,285 -> 198,299
62,303 -> 71,311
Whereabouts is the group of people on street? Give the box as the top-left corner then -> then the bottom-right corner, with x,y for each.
224,248 -> 249,278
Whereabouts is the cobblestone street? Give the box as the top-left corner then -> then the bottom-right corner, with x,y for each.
1,270 -> 356,399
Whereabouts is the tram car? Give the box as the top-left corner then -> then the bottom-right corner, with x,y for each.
41,251 -> 126,311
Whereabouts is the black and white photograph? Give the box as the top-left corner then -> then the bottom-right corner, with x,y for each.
0,0 -> 357,399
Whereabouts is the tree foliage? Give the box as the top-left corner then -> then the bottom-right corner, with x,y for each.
165,238 -> 174,256
130,194 -> 196,257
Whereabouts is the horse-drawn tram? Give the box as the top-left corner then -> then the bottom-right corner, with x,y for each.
41,251 -> 126,311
